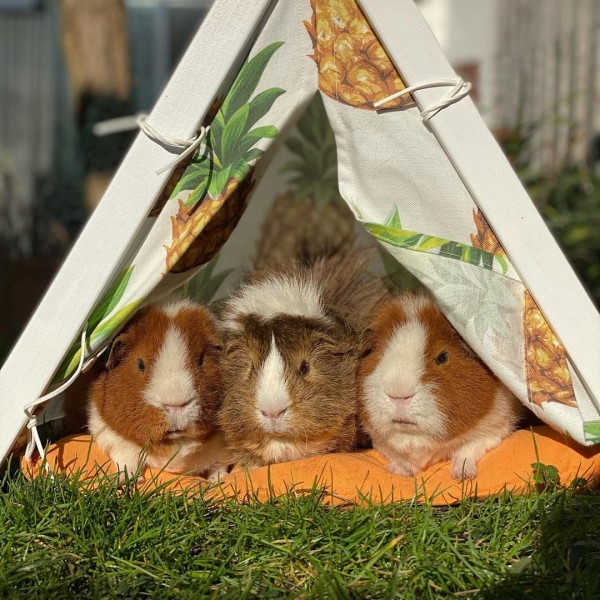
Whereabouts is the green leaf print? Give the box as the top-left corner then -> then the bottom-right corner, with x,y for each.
86,266 -> 134,333
221,104 -> 250,165
583,422 -> 600,445
365,221 -> 508,275
54,298 -> 144,383
247,87 -> 286,131
170,159 -> 211,199
385,207 -> 402,229
221,42 -> 285,120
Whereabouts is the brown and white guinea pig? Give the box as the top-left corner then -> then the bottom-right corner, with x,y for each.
359,292 -> 524,480
88,299 -> 231,481
218,248 -> 387,467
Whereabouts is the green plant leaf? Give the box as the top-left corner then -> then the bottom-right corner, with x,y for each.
86,266 -> 135,333
247,87 -> 285,131
221,41 -> 284,120
221,104 -> 249,165
208,165 -> 232,199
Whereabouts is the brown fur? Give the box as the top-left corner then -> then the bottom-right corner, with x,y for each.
244,246 -> 388,331
89,303 -> 224,455
218,247 -> 389,465
219,313 -> 359,466
359,293 -> 518,442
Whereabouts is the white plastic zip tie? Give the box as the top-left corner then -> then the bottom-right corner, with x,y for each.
373,78 -> 472,122
92,112 -> 210,176
23,326 -> 89,473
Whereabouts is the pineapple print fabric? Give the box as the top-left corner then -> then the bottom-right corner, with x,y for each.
47,0 -> 599,448
51,0 -> 318,385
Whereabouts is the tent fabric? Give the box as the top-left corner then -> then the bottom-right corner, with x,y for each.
23,426 -> 600,506
46,0 -> 598,444
2,0 -> 600,465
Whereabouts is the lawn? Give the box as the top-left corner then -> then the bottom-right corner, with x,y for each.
1,464 -> 599,599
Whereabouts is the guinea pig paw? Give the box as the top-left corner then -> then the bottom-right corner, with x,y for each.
387,460 -> 419,478
206,467 -> 229,483
450,457 -> 478,481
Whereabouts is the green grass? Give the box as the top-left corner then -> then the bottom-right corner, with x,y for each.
1,466 -> 599,599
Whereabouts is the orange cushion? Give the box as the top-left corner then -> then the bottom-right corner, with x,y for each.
22,426 -> 600,505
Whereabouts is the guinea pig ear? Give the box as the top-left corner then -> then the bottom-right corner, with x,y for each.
105,335 -> 131,369
360,328 -> 376,359
319,331 -> 357,357
204,341 -> 224,357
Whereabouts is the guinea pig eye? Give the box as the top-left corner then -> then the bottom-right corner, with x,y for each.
435,351 -> 449,365
136,358 -> 146,373
299,360 -> 310,376
197,353 -> 204,367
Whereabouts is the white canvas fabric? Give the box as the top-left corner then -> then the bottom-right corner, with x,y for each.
1,0 -> 599,463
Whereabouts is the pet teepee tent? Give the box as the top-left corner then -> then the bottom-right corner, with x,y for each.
1,0 -> 599,467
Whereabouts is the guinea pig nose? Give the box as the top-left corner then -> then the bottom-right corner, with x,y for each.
387,393 -> 414,404
260,407 -> 288,419
164,399 -> 193,410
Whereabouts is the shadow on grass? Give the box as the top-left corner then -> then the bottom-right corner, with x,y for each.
482,486 -> 600,598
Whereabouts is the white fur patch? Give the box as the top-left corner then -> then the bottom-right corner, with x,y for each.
157,298 -> 194,318
260,438 -> 307,464
398,294 -> 433,320
143,325 -> 199,431
222,275 -> 327,329
88,403 -> 144,475
377,319 -> 427,399
255,336 -> 291,432
363,318 -> 446,443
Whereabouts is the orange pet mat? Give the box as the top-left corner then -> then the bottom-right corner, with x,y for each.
23,426 -> 600,505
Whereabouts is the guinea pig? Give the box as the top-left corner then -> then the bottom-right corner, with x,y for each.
359,292 -> 524,480
88,298 -> 231,481
218,248 -> 386,467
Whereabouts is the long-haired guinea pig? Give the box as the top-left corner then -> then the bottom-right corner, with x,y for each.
88,299 -> 231,481
359,293 -> 524,480
218,248 -> 387,467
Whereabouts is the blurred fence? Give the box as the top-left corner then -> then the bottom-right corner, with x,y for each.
495,0 -> 600,171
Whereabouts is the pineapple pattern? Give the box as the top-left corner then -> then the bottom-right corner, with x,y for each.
253,93 -> 356,269
523,291 -> 577,408
163,42 -> 286,273
469,209 -> 577,409
304,0 -> 411,110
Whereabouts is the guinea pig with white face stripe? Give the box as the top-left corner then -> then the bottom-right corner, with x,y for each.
218,249 -> 386,467
88,299 -> 231,481
359,293 -> 524,481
